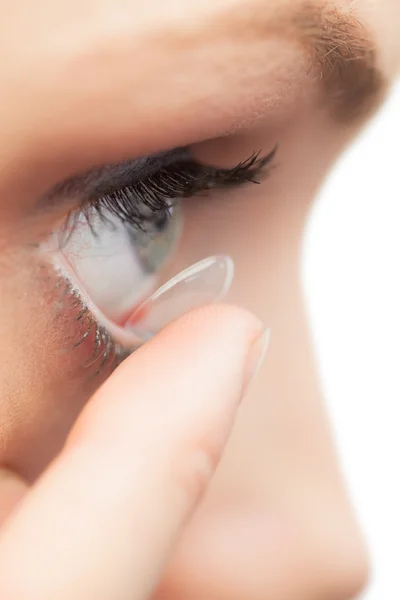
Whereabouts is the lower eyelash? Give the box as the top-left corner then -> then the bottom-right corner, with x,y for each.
54,271 -> 129,378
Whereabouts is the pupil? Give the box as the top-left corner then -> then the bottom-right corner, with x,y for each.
153,207 -> 170,231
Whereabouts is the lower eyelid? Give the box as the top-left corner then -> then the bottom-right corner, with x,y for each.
50,266 -> 127,379
0,249 -> 126,480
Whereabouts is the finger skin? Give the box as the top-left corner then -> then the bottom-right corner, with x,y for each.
0,305 -> 263,600
0,470 -> 27,528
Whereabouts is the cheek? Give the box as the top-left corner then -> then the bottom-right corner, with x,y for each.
0,249 -> 114,481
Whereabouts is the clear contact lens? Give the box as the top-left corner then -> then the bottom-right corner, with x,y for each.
125,255 -> 235,342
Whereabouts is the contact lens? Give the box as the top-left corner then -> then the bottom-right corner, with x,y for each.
126,255 -> 235,342
86,254 -> 235,350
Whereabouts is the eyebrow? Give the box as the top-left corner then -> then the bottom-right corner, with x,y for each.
219,1 -> 387,124
293,3 -> 387,123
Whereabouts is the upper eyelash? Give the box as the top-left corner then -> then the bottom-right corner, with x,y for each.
65,146 -> 277,238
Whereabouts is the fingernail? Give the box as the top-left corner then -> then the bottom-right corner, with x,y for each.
241,328 -> 271,399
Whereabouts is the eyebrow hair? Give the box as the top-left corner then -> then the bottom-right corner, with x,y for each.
292,3 -> 387,123
220,1 -> 387,124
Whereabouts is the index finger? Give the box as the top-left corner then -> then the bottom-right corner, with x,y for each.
0,306 -> 266,600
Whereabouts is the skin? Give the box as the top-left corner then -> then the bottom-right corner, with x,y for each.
0,0 -> 399,598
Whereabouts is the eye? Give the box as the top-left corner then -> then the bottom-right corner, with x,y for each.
56,201 -> 234,348
44,147 -> 276,349
61,201 -> 182,326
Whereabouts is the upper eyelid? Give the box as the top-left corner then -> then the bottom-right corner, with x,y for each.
40,145 -> 277,214
21,146 -> 275,250
40,147 -> 192,209
58,147 -> 276,251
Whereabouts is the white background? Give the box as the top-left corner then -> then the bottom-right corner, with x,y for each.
303,80 -> 400,599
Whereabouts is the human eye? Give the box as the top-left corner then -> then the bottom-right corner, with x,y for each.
41,145 -> 276,366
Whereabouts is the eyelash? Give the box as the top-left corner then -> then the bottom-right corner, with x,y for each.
65,147 -> 277,236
